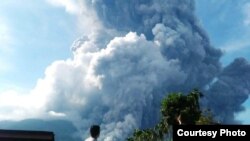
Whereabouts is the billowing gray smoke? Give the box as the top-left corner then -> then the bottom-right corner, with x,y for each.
37,0 -> 250,140
206,58 -> 250,123
92,0 -> 222,93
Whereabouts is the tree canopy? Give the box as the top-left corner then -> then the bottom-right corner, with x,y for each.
127,89 -> 216,141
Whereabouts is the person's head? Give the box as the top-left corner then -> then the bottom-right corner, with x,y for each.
90,125 -> 100,139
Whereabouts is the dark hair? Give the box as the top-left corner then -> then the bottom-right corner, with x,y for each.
90,125 -> 100,138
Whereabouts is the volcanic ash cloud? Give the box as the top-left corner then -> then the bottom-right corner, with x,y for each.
23,0 -> 250,140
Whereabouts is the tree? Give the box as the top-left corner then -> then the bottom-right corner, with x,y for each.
161,89 -> 202,125
127,89 -> 216,141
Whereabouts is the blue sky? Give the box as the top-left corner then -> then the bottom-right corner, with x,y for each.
196,0 -> 250,66
0,0 -> 78,91
0,0 -> 249,125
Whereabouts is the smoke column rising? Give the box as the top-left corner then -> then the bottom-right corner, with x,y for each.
14,0 -> 250,140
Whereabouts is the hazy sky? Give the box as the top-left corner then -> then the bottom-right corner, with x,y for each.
0,0 -> 249,131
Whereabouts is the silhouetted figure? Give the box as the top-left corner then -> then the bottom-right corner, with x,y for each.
85,125 -> 100,141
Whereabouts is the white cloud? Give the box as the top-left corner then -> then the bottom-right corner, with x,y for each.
0,31 -> 185,140
0,16 -> 13,73
0,23 -> 9,44
46,0 -> 81,15
0,17 -> 12,52
48,111 -> 66,117
0,75 -> 69,121
235,97 -> 250,124
0,57 -> 13,74
236,109 -> 250,124
0,89 -> 43,121
46,0 -> 102,34
40,31 -> 186,140
243,2 -> 250,26
220,39 -> 250,53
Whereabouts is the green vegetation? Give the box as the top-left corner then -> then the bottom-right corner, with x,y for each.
127,89 -> 216,141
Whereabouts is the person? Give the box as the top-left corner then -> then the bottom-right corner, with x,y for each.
85,125 -> 100,141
